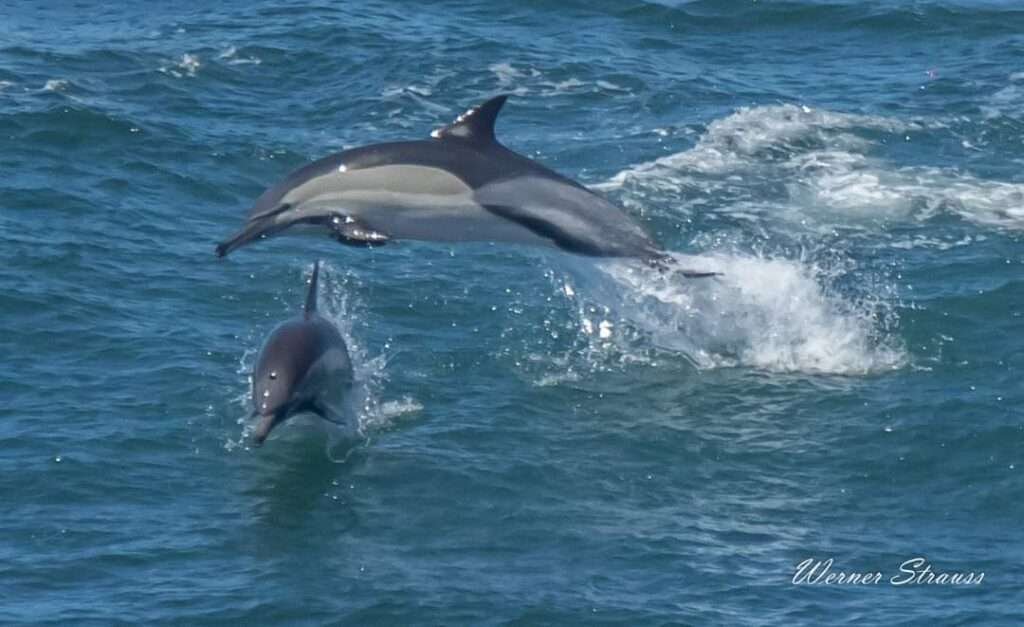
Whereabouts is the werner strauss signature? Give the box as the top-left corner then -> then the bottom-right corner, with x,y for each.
793,557 -> 984,586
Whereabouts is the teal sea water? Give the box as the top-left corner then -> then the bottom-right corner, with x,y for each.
2,0 -> 1023,623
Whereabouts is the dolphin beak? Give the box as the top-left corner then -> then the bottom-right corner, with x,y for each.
251,412 -> 279,447
216,216 -> 276,258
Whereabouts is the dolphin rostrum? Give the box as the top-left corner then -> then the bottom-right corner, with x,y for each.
215,95 -> 717,276
249,261 -> 353,446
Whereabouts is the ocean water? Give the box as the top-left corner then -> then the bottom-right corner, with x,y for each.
2,0 -> 1022,623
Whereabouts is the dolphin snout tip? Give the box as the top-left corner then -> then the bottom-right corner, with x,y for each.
214,242 -> 229,258
250,426 -> 269,447
251,412 -> 277,447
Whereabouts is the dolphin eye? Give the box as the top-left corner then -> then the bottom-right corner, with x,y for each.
269,371 -> 278,380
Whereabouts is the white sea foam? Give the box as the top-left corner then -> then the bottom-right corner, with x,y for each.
602,104 -> 908,183
488,62 -> 532,96
381,84 -> 439,103
369,397 -> 424,426
513,247 -> 903,378
218,45 -> 261,66
160,53 -> 201,78
43,79 -> 69,92
601,104 -> 1024,231
596,80 -> 629,92
981,72 -> 1024,120
591,253 -> 906,375
487,62 -> 632,97
788,152 -> 1024,229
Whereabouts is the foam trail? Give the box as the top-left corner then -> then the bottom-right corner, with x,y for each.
600,104 -> 1024,232
600,104 -> 910,186
788,153 -> 1024,230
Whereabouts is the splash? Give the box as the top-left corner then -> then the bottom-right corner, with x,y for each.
315,263 -> 422,437
545,252 -> 906,376
223,345 -> 259,451
610,253 -> 901,374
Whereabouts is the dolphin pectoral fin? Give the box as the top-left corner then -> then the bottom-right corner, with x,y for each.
329,215 -> 390,248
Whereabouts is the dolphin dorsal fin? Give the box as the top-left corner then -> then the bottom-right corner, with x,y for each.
430,94 -> 509,143
304,261 -> 320,319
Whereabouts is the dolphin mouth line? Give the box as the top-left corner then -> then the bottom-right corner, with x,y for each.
249,202 -> 293,221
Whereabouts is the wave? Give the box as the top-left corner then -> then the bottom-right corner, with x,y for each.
600,104 -> 1024,233
604,0 -> 1024,35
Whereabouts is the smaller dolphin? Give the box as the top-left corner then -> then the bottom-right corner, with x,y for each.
249,261 -> 353,446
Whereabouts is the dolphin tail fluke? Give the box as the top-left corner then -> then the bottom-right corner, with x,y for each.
304,261 -> 320,319
646,253 -> 721,278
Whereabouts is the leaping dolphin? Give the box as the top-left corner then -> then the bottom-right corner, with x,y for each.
215,95 -> 716,276
249,261 -> 353,446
